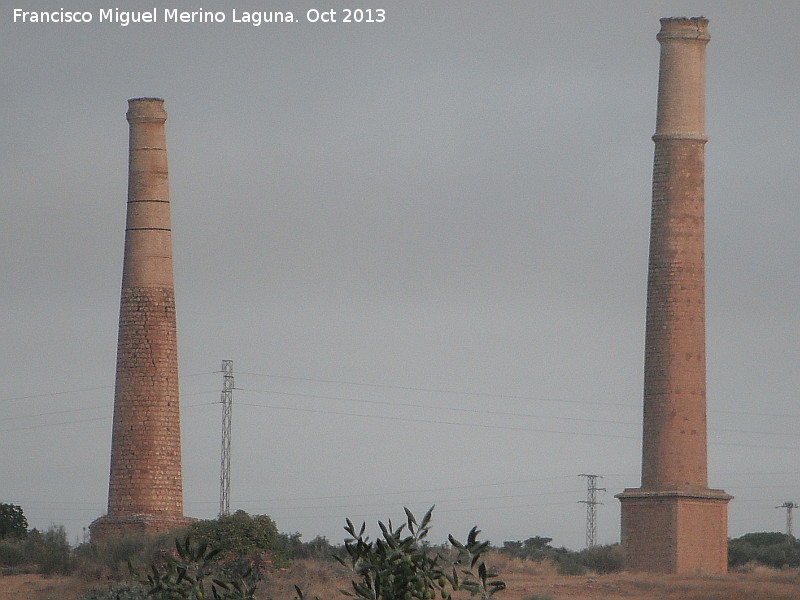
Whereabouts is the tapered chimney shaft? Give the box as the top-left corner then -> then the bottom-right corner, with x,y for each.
643,17 -> 710,491
617,18 -> 730,574
91,98 -> 190,539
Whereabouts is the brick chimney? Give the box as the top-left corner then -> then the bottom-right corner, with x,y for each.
616,18 -> 731,574
90,98 -> 191,539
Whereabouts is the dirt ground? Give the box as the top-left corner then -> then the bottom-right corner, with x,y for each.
0,573 -> 91,600
3,558 -> 800,600
262,554 -> 800,600
497,568 -> 800,600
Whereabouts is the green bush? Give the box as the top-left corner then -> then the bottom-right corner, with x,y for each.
499,537 -> 553,562
133,534 -> 258,600
187,510 -> 290,566
0,504 -> 28,540
0,524 -> 77,574
132,507 -> 503,600
336,506 -> 504,600
282,532 -> 342,561
550,551 -> 585,576
576,544 -> 623,574
75,583 -> 149,600
22,525 -> 76,575
75,530 -> 180,577
734,532 -> 790,547
499,538 -> 621,575
0,539 -> 25,567
728,532 -> 800,569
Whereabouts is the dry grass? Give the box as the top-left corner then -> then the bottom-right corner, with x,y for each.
496,564 -> 800,600
2,555 -> 800,600
483,550 -> 561,578
259,558 -> 352,600
0,573 -> 94,600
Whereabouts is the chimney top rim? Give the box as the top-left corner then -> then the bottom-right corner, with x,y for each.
127,98 -> 167,123
657,17 -> 709,42
660,16 -> 708,24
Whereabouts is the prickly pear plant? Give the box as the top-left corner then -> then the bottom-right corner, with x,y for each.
134,535 -> 258,600
336,507 -> 504,600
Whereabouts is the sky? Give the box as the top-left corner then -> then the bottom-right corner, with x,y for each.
2,1 -> 799,551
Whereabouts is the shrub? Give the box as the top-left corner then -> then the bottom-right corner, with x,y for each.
576,544 -> 623,574
734,532 -> 790,547
75,583 -> 149,600
499,537 -> 552,562
336,506 -> 505,600
548,548 -> 584,576
187,510 -> 290,566
728,532 -> 800,569
134,534 -> 259,600
0,503 -> 28,540
282,532 -> 342,561
22,525 -> 76,575
498,537 -> 621,575
0,539 -> 25,568
75,530 -> 180,578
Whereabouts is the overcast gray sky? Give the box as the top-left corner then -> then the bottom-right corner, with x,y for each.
2,1 -> 799,550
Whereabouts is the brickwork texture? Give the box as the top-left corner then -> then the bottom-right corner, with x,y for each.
617,18 -> 730,574
90,98 -> 190,540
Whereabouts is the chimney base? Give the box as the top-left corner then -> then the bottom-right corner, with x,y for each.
617,488 -> 731,573
89,513 -> 195,542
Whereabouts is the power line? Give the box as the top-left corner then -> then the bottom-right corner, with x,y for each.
0,396 -> 219,433
227,399 -> 800,449
4,392 -> 800,450
3,388 -> 789,440
0,386 -> 113,404
5,368 -> 800,426
237,370 -> 800,420
0,372 -> 216,404
236,387 -> 800,439
0,405 -> 107,423
234,400 -> 640,439
3,370 -> 800,445
185,474 -> 584,505
0,415 -> 110,433
211,488 -> 587,513
236,371 -> 640,409
235,387 -> 640,427
245,500 -> 575,524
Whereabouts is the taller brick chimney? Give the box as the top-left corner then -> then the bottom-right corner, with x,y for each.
91,98 -> 191,539
616,18 -> 731,574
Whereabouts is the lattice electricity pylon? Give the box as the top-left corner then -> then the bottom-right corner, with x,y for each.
579,474 -> 606,548
776,501 -> 799,543
219,360 -> 234,517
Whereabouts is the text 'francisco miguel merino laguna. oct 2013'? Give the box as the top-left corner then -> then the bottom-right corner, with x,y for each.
11,7 -> 387,26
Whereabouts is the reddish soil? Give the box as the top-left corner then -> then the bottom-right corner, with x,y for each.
2,556 -> 800,600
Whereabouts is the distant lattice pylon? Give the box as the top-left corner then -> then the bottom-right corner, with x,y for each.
776,501 -> 798,542
219,360 -> 234,517
579,474 -> 605,548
